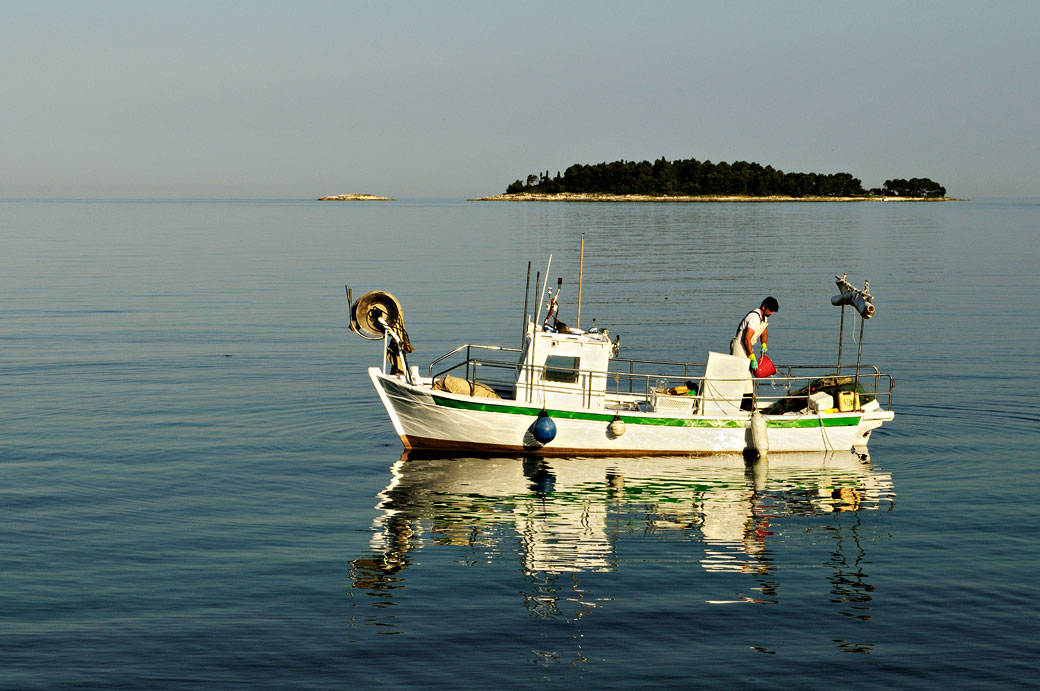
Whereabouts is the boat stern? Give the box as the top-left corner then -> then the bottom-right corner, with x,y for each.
851,407 -> 895,452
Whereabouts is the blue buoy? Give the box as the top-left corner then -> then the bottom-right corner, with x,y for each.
532,411 -> 557,444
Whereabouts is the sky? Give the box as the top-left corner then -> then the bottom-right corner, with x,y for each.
2,0 -> 1038,199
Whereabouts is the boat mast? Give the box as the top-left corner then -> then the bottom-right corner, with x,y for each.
528,256 -> 553,405
521,261 -> 531,348
529,270 -> 539,404
577,233 -> 585,329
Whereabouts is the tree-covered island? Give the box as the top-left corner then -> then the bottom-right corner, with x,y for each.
484,157 -> 948,200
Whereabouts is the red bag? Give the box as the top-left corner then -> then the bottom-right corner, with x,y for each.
755,354 -> 776,378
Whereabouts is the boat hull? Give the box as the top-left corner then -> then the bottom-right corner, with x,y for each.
370,369 -> 893,456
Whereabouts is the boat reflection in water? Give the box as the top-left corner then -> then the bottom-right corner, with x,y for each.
350,451 -> 894,621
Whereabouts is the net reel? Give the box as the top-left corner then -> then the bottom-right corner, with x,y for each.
350,289 -> 405,340
346,285 -> 413,376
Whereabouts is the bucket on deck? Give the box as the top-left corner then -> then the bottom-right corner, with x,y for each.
754,354 -> 777,378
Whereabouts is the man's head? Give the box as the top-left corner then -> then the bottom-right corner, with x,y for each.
761,296 -> 779,317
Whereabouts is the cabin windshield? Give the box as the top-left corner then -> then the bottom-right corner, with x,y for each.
544,355 -> 580,383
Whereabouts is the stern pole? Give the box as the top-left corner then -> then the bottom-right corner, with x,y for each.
837,304 -> 845,374
855,316 -> 865,398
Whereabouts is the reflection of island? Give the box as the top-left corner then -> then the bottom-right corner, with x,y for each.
471,192 -> 953,202
350,452 -> 893,617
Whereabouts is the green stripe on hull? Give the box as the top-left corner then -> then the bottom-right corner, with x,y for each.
770,417 -> 861,428
430,395 -> 860,429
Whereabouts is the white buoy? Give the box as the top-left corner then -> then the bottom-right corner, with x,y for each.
609,416 -> 626,437
750,410 -> 769,456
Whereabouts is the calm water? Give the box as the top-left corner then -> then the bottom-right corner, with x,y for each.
2,197 -> 1037,688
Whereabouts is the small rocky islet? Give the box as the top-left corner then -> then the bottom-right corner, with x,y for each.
317,194 -> 393,201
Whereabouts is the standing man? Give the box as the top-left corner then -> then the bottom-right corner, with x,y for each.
731,297 -> 779,374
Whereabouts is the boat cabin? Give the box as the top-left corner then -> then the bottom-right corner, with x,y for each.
513,323 -> 614,409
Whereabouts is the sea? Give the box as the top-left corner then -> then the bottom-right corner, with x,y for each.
2,197 -> 1037,689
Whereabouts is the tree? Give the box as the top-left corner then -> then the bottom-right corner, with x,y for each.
882,178 -> 945,197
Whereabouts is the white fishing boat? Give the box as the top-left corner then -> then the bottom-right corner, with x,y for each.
347,259 -> 894,456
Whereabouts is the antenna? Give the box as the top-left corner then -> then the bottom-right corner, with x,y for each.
533,254 -> 552,326
544,277 -> 562,327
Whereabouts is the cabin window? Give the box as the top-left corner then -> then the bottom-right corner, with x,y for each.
544,355 -> 580,383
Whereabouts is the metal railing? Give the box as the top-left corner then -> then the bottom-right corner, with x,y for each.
427,344 -> 523,397
422,344 -> 894,414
